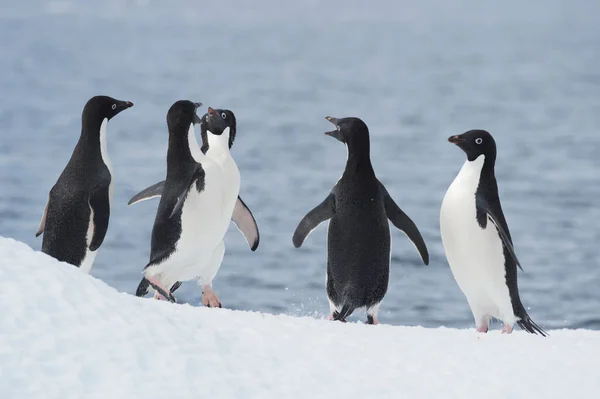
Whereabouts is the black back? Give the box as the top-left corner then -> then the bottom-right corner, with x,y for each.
42,95 -> 132,266
146,100 -> 205,267
325,118 -> 391,311
199,108 -> 236,153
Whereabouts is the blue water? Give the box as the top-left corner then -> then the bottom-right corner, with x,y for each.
1,0 -> 599,330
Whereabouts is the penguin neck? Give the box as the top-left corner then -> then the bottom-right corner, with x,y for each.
79,117 -> 111,170
167,123 -> 204,170
206,127 -> 232,155
343,140 -> 373,176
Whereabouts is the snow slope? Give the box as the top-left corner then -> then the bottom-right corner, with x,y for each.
0,237 -> 599,399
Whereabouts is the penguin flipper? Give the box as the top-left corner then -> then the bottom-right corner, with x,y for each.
292,193 -> 335,248
476,198 -> 523,272
128,181 -> 166,206
232,196 -> 260,251
35,198 -> 49,237
379,183 -> 429,265
89,185 -> 111,252
168,167 -> 204,219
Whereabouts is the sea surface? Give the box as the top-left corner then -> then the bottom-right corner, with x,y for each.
1,0 -> 599,330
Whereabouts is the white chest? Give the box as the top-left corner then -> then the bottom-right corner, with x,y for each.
99,118 -> 114,203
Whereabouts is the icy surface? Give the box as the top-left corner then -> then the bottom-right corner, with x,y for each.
0,237 -> 599,398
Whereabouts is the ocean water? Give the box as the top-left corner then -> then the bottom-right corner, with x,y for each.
1,0 -> 599,330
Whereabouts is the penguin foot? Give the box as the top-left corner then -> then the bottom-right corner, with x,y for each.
501,324 -> 513,334
202,286 -> 222,308
146,277 -> 176,303
476,325 -> 489,333
365,315 -> 380,325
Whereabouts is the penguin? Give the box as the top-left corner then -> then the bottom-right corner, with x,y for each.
141,100 -> 231,305
292,116 -> 429,324
35,95 -> 133,273
440,129 -> 547,336
129,107 -> 259,305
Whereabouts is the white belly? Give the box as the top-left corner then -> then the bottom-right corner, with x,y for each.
147,161 -> 224,284
440,156 -> 515,323
206,147 -> 241,236
79,205 -> 97,274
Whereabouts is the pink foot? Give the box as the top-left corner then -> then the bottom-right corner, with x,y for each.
327,314 -> 334,321
366,316 -> 380,325
501,324 -> 513,334
476,325 -> 489,333
153,291 -> 167,301
202,285 -> 222,308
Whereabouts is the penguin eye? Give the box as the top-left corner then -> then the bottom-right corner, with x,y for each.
221,112 -> 227,119
475,138 -> 483,145
336,126 -> 341,131
111,104 -> 116,110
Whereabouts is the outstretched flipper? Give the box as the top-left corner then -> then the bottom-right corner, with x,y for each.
232,196 -> 260,251
89,184 -> 111,251
35,198 -> 49,237
476,197 -> 523,272
127,180 -> 166,206
292,193 -> 336,248
379,182 -> 429,265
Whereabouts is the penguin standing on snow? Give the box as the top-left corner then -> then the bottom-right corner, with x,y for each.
440,129 -> 546,336
129,107 -> 259,305
292,116 -> 429,324
36,95 -> 133,273
140,100 -> 231,305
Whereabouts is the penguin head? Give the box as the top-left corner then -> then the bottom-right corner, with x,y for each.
324,116 -> 369,145
448,129 -> 496,161
202,107 -> 237,148
82,95 -> 133,123
166,100 -> 202,133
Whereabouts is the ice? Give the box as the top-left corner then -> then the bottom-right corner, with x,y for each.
0,236 -> 599,398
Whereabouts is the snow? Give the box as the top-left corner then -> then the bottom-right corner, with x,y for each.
0,237 -> 599,399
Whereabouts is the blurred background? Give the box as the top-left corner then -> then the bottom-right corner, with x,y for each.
1,0 -> 599,329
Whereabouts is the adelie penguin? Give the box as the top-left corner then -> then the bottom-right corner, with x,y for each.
35,95 -> 133,273
129,107 -> 259,306
292,116 -> 429,324
440,129 -> 547,336
138,101 -> 240,307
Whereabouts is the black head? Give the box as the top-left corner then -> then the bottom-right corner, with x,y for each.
448,129 -> 496,162
201,107 -> 237,148
324,116 -> 369,145
82,95 -> 133,125
166,100 -> 202,134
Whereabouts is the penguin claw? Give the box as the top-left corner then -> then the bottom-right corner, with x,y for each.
501,324 -> 513,334
146,277 -> 176,303
201,286 -> 222,308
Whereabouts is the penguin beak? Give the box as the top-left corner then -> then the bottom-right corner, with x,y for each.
448,135 -> 464,145
207,107 -> 219,117
324,116 -> 345,142
124,101 -> 134,108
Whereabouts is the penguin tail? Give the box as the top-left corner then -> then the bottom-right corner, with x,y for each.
135,278 -> 150,297
332,304 -> 354,322
517,315 -> 548,337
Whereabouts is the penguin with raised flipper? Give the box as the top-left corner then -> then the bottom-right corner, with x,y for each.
293,116 -> 429,324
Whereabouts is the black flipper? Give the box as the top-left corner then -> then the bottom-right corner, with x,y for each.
89,185 -> 111,251
292,193 -> 336,248
168,167 -> 204,219
127,181 -> 166,206
232,196 -> 260,251
476,197 -> 524,272
379,183 -> 429,265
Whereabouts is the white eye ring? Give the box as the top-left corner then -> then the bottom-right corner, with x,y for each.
475,138 -> 483,144
221,112 -> 227,119
111,104 -> 116,110
336,126 -> 340,131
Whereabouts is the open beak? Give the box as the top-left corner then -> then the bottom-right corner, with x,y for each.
324,116 -> 344,142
